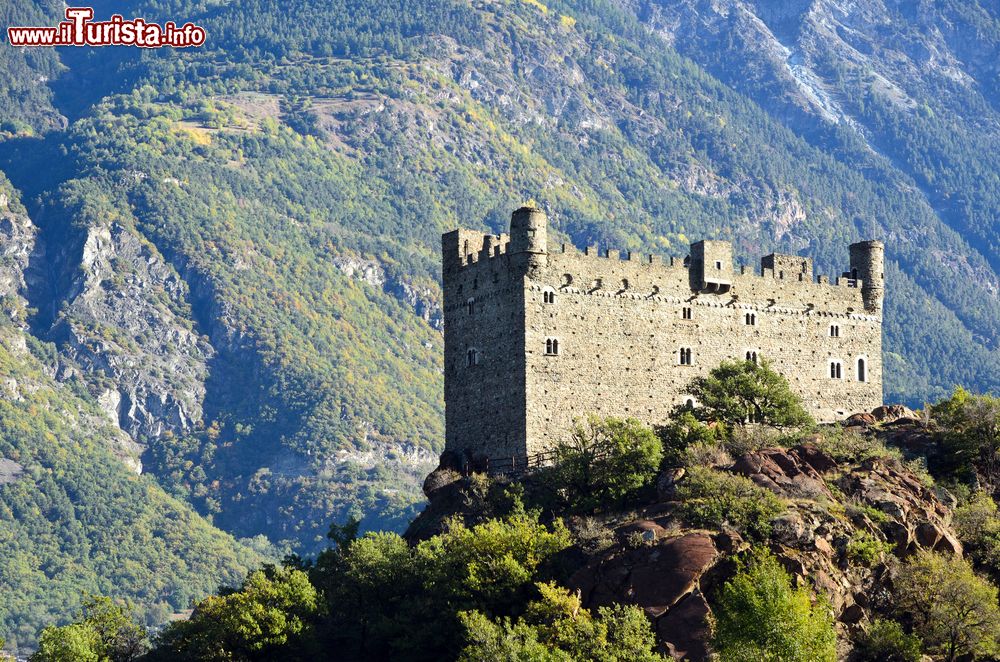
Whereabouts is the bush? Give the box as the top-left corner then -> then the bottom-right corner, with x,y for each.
657,410 -> 727,466
683,359 -> 814,429
853,619 -> 922,662
458,582 -> 661,662
894,550 -> 1000,662
930,387 -> 1000,486
846,532 -> 892,567
674,466 -> 784,540
808,426 -> 900,463
711,548 -> 836,662
550,416 -> 663,512
953,491 -> 1000,581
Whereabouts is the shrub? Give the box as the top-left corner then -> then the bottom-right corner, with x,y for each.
683,359 -> 814,429
674,466 -> 784,540
550,416 -> 663,512
459,582 -> 661,662
953,492 -> 1000,580
808,426 -> 900,463
894,550 -> 1000,662
846,531 -> 892,567
853,619 -> 922,662
711,548 -> 836,662
657,410 -> 727,466
930,387 -> 1000,487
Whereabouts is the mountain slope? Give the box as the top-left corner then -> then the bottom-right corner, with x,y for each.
0,0 -> 999,644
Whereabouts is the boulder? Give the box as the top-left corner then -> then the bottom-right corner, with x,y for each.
871,404 -> 917,424
845,412 -> 878,427
422,467 -> 461,499
657,467 -> 686,500
571,533 -> 719,617
656,592 -> 712,661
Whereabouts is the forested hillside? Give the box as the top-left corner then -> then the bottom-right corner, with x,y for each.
1,0 -> 999,649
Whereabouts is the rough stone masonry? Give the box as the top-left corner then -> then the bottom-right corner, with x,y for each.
443,206 -> 883,464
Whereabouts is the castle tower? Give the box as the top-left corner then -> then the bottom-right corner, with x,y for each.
849,241 -> 885,314
509,206 -> 548,275
690,240 -> 733,293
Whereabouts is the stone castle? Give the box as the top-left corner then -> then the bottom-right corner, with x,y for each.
443,206 -> 884,464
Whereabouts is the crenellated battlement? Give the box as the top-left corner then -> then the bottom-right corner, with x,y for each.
444,208 -> 880,313
442,206 -> 884,463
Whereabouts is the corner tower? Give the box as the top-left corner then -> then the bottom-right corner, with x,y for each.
509,206 -> 548,276
849,241 -> 885,314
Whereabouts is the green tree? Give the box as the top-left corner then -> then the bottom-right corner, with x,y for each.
853,619 -> 922,662
684,360 -> 814,428
152,566 -> 320,661
550,416 -> 663,511
30,597 -> 147,662
31,624 -> 100,662
310,513 -> 572,660
893,550 -> 1000,662
953,491 -> 1000,581
931,388 -> 1000,487
459,582 -> 662,661
711,548 -> 836,662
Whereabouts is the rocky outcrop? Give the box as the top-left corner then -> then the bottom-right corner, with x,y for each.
50,222 -> 213,441
0,185 -> 37,325
570,532 -> 721,659
332,253 -> 443,329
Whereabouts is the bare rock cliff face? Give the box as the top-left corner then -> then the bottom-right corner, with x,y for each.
49,222 -> 212,441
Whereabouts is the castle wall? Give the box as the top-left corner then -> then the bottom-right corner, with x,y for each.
442,231 -> 528,460
443,210 -> 884,462
524,248 -> 881,454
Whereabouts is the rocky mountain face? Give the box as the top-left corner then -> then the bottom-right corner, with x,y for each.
413,408 -> 964,660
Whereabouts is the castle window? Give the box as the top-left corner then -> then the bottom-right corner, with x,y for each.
857,358 -> 867,382
830,361 -> 842,379
745,312 -> 757,326
473,277 -> 478,290
545,338 -> 560,356
682,307 -> 692,320
685,398 -> 695,409
715,261 -> 722,270
746,351 -> 758,364
679,347 -> 693,365
467,298 -> 475,315
543,290 -> 556,304
467,349 -> 479,367
830,324 -> 840,337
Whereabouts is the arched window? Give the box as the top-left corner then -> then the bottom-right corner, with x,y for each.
467,349 -> 479,367
685,399 -> 695,409
467,298 -> 475,315
857,358 -> 867,383
830,361 -> 842,379
830,324 -> 840,337
679,348 -> 693,365
745,312 -> 757,326
746,351 -> 758,364
682,307 -> 692,320
543,290 -> 556,304
545,338 -> 559,355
